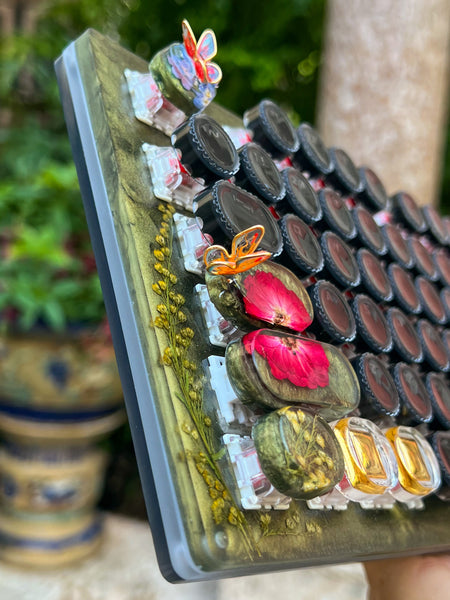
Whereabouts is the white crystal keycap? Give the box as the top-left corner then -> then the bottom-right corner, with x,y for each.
143,144 -> 205,209
306,487 -> 395,511
173,213 -> 213,275
194,284 -> 239,347
124,69 -> 186,135
306,488 -> 349,511
222,434 -> 291,510
203,355 -> 257,431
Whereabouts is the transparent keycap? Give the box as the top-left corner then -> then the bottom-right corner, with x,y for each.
173,213 -> 213,275
222,434 -> 291,510
203,355 -> 258,433
124,69 -> 186,135
143,144 -> 205,209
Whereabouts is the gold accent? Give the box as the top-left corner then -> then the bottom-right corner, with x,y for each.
386,427 -> 432,495
352,431 -> 387,480
334,419 -> 387,494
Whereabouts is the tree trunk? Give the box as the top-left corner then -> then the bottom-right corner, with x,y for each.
317,0 -> 450,206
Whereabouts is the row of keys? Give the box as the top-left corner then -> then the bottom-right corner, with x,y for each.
126,28 -> 450,517
132,81 -> 450,493
221,412 -> 444,512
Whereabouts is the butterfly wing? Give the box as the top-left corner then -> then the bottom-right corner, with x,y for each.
182,19 -> 197,58
234,251 -> 272,273
204,226 -> 272,275
231,226 -> 271,273
230,225 -> 266,258
205,62 -> 222,85
205,262 -> 236,276
204,245 -> 231,271
197,29 -> 217,61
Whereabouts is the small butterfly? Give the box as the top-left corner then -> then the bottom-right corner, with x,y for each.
181,19 -> 222,85
204,225 -> 272,276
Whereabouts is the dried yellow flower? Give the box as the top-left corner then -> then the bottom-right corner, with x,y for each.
162,354 -> 172,366
181,327 -> 194,339
315,434 -> 325,448
154,317 -> 165,329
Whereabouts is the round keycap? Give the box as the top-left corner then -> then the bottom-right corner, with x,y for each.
326,147 -> 363,196
387,307 -> 423,364
357,167 -> 389,212
391,362 -> 432,424
351,294 -> 393,354
320,231 -> 361,289
243,99 -> 299,159
391,192 -> 427,233
281,168 -> 322,224
293,123 -> 333,177
171,113 -> 239,182
235,143 -> 285,204
278,214 -> 324,276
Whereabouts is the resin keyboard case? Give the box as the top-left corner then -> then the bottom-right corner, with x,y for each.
55,30 -> 450,582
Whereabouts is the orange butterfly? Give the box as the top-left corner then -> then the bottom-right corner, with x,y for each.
181,19 -> 222,85
204,225 -> 272,276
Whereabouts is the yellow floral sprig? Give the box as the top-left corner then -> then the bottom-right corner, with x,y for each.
259,511 -> 305,538
280,410 -> 333,494
151,202 -> 259,559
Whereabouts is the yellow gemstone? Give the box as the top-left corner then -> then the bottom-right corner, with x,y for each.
386,427 -> 434,496
352,430 -> 387,480
334,418 -> 390,495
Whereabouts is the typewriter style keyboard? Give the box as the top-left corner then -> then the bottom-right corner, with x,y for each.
56,21 -> 450,580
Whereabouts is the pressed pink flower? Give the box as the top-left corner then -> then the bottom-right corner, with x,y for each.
242,270 -> 312,332
243,330 -> 330,389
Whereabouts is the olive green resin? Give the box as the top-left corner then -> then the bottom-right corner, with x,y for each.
252,407 -> 345,499
149,45 -> 200,116
226,331 -> 360,421
205,261 -> 314,333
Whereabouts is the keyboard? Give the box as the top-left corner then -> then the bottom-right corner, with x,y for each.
56,23 -> 450,582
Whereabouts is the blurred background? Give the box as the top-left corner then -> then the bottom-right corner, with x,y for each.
0,0 -> 333,521
0,0 -> 448,595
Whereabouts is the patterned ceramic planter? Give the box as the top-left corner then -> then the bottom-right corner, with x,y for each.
0,328 -> 125,567
0,328 -> 122,413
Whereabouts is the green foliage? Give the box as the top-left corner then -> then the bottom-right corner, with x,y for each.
3,0 -> 445,334
441,123 -> 450,215
0,0 -> 327,332
118,0 -> 326,123
0,1 -> 122,330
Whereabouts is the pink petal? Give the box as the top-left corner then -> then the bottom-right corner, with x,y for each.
252,332 -> 330,389
242,330 -> 259,354
242,270 -> 311,332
